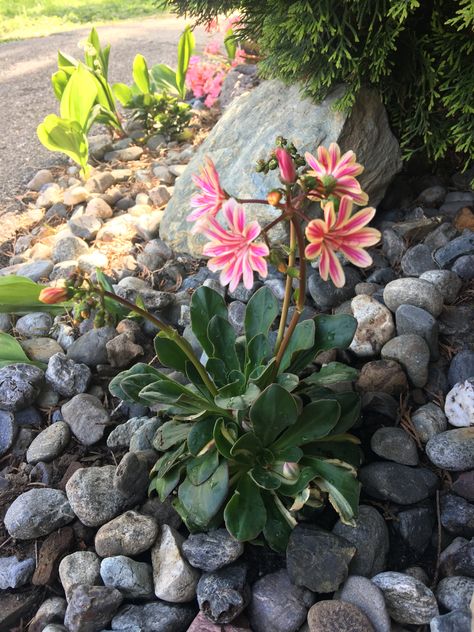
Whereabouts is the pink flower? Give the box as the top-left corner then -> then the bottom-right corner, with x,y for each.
275,148 -> 297,184
305,143 -> 368,205
188,157 -> 227,231
200,199 -> 269,291
305,196 -> 381,288
38,286 -> 69,304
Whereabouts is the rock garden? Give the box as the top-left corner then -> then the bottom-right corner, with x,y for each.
0,3 -> 474,632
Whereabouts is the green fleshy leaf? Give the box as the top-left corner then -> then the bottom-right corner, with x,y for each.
224,474 -> 267,541
214,382 -> 260,411
250,466 -> 281,490
272,399 -> 341,450
250,384 -> 298,446
153,420 -> 192,451
154,334 -> 189,373
213,418 -> 239,459
188,416 -> 216,455
178,461 -> 229,527
262,493 -> 293,552
305,362 -> 359,386
208,315 -> 240,373
278,319 -> 315,373
186,448 -> 219,485
245,286 -> 279,343
190,287 -> 228,357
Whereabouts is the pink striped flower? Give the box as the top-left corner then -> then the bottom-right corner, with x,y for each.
305,196 -> 381,288
305,143 -> 368,206
275,147 -> 296,184
201,199 -> 269,291
188,157 -> 227,232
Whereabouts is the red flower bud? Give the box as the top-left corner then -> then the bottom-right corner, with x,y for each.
275,148 -> 297,184
38,286 -> 69,304
267,190 -> 282,206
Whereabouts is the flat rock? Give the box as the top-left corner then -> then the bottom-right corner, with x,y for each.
411,402 -> 447,443
161,81 -> 400,255
100,555 -> 154,599
182,529 -> 244,571
381,334 -> 430,387
196,563 -> 249,624
45,352 -> 91,397
439,537 -> 474,577
434,231 -> 474,268
4,488 -> 74,539
0,410 -> 17,456
349,295 -> 394,356
16,312 -> 52,337
307,600 -> 375,632
308,268 -> 361,311
356,360 -> 408,396
359,462 -> 438,504
110,602 -> 196,631
337,575 -> 391,632
27,169 -> 54,191
106,416 -> 155,449
370,426 -> 419,466
95,510 -> 158,557
395,304 -> 439,360
426,428 -> 474,471
67,325 -> 117,366
430,609 -> 471,632
419,270 -> 462,304
440,494 -> 474,536
59,551 -> 101,600
371,571 -> 438,624
0,364 -> 44,412
436,576 -> 474,611
26,421 -> 70,464
61,394 -> 110,445
64,585 -> 123,632
20,337 -> 63,363
0,555 -> 35,589
383,278 -> 444,317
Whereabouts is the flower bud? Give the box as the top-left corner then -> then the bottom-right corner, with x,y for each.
38,286 -> 69,304
282,462 -> 300,481
267,190 -> 282,206
275,148 -> 297,184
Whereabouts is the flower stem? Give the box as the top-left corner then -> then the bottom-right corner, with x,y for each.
275,220 -> 296,353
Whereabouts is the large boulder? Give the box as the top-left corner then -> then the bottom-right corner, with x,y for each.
160,81 -> 401,256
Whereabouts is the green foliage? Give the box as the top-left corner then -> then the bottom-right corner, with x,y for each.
164,0 -> 474,170
0,333 -> 45,369
110,286 -> 361,549
0,276 -> 69,315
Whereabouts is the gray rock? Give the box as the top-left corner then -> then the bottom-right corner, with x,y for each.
436,576 -> 474,611
196,563 -> 249,624
114,285 -> 174,311
136,239 -> 172,270
381,334 -> 430,387
393,506 -> 435,557
152,524 -> 200,602
439,191 -> 474,215
20,337 -> 63,363
39,625 -> 67,632
129,417 -> 161,452
0,556 -> 35,589
95,511 -> 158,557
440,493 -> 474,536
430,609 -> 471,632
395,304 -> 439,360
26,421 -> 70,464
248,569 -> 314,632
439,537 -> 474,577
100,556 -> 154,599
45,352 -> 91,397
434,232 -> 474,268
383,278 -> 444,317
110,602 -> 196,631
53,235 -> 89,263
113,451 -> 148,500
27,169 -> 54,191
182,530 -> 244,571
452,471 -> 474,502
104,146 -> 143,162
69,214 -> 102,240
0,313 -> 12,332
418,185 -> 447,207
66,465 -> 132,527
67,326 -> 117,366
359,462 -> 438,504
16,259 -> 54,281
370,427 -> 419,466
29,596 -> 67,632
350,295 -> 394,357
50,260 -> 78,280
4,488 -> 74,539
452,254 -> 474,280
160,82 -> 400,255
149,186 -> 171,207
63,186 -> 90,206
85,197 -> 113,218
0,410 -> 17,456
140,496 -> 182,530
59,551 -> 101,601
64,584 -> 123,632
61,394 -> 109,445
444,379 -> 474,428
228,301 -> 246,336
401,244 -> 437,276
307,600 -> 375,632
107,416 -> 155,449
106,333 -> 143,368
333,505 -> 389,577
382,228 -> 405,266
308,267 -> 361,310
88,136 -> 114,161
412,403 -> 447,443
135,211 -> 164,241
0,364 -> 44,411
36,183 -> 62,207
338,575 -> 391,632
448,350 -> 474,387
419,270 -> 462,304
427,428 -> 474,471
372,571 -> 438,624
15,405 -> 41,427
15,312 -> 52,337
287,524 -> 356,592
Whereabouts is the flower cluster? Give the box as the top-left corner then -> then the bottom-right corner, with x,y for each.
186,55 -> 228,107
188,142 -> 381,289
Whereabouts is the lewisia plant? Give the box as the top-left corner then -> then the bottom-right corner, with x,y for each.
40,138 -> 380,549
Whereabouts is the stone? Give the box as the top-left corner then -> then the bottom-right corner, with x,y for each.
69,214 -> 102,240
152,524 -> 200,602
0,313 -> 12,332
140,496 -> 182,530
452,254 -> 474,279
349,295 -> 394,356
100,556 -> 154,599
381,334 -> 430,387
149,185 -> 171,207
14,259 -> 54,281
182,530 -> 244,571
36,183 -> 62,207
228,301 -> 246,335
356,360 -> 408,396
0,410 -> 17,456
16,312 -> 52,337
338,575 -> 391,632
61,394 -> 110,445
4,488 -> 74,539
383,278 -> 444,317
418,185 -> 447,207
308,267 -> 361,310
137,239 -> 173,270
436,576 -> 474,611
307,600 -> 375,632
104,146 -> 143,162
439,537 -> 474,577
0,589 -> 42,632
0,364 -> 44,411
110,602 -> 196,631
161,82 -> 400,255
26,421 -> 70,464
434,232 -> 474,268
449,351 -> 474,387
359,462 -> 438,504
401,244 -> 438,276
85,197 -> 113,218
106,333 -> 144,368
95,511 -> 158,557
45,352 -> 91,397
419,270 -> 462,304
452,471 -> 474,501
106,416 -> 154,449
0,556 -> 35,589
50,260 -> 78,280
20,337 -> 63,363
129,417 -> 161,452
196,563 -> 249,624
445,379 -> 474,427
372,572 -> 438,624
63,186 -> 90,206
66,465 -> 132,527
113,451 -> 148,499
430,610 -> 471,632
395,304 -> 439,360
426,428 -> 474,471
135,210 -> 164,241
187,612 -> 252,632
440,191 -> 474,215
248,569 -> 314,632
27,169 -> 54,191
64,585 -> 123,632
440,493 -> 474,536
370,427 -> 419,465
32,527 -> 74,586
67,326 -> 117,366
287,524 -> 356,592
333,505 -> 389,577
29,597 -> 67,632
412,403 -> 448,443
53,235 -> 89,263
59,551 -> 101,600
114,284 -> 174,312
382,228 -> 405,266
392,506 -> 435,559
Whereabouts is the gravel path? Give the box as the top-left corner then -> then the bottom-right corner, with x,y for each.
0,17 -> 207,208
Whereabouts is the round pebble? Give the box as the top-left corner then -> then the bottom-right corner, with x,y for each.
26,421 -> 70,464
383,278 -> 444,317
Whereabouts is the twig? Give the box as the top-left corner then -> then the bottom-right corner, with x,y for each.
432,490 -> 442,588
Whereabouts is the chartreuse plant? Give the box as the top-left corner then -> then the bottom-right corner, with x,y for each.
41,138 -> 382,549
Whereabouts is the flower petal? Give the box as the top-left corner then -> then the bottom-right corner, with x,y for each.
338,206 -> 376,234
338,244 -> 373,268
326,247 -> 346,287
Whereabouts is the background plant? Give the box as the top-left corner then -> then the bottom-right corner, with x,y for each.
163,0 -> 474,171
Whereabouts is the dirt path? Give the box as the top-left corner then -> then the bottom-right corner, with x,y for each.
0,17 -> 207,208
